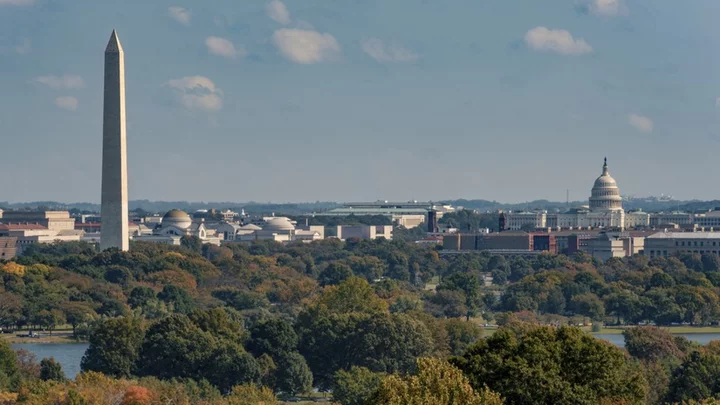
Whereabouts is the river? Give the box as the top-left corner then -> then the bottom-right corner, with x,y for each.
595,333 -> 720,348
12,343 -> 89,379
11,333 -> 720,380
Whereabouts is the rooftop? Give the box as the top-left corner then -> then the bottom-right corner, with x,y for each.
318,207 -> 430,215
647,232 -> 720,239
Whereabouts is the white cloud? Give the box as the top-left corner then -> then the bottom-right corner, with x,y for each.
55,96 -> 78,111
34,75 -> 85,90
361,38 -> 418,63
0,0 -> 35,5
167,76 -> 223,112
590,0 -> 624,16
525,27 -> 592,55
205,37 -> 243,59
266,0 -> 291,25
272,29 -> 340,64
715,97 -> 720,107
628,114 -> 653,133
168,7 -> 191,25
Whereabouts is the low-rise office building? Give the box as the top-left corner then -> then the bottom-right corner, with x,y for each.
443,232 -> 557,254
0,210 -> 75,231
0,224 -> 84,255
645,232 -> 720,258
336,225 -> 393,241
581,232 -> 646,262
315,201 -> 454,229
649,212 -> 694,227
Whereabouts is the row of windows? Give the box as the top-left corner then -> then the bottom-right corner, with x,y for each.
675,240 -> 720,247
650,250 -> 720,257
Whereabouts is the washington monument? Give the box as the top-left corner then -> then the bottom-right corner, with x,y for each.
100,30 -> 129,251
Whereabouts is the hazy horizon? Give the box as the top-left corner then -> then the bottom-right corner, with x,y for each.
2,0 -> 718,203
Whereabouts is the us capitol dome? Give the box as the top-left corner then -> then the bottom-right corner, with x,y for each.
503,157 -> 630,231
589,158 -> 623,212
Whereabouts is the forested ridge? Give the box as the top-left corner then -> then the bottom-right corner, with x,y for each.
3,238 -> 720,403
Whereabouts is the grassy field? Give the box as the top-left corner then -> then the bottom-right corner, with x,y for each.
587,326 -> 720,335
1,329 -> 84,344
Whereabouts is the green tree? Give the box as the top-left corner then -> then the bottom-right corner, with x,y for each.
212,288 -> 269,311
226,384 -> 279,405
315,276 -> 388,314
31,309 -> 65,334
247,318 -> 298,358
445,319 -> 483,356
188,307 -> 245,341
370,358 -> 503,405
451,325 -> 648,405
103,265 -> 133,285
0,292 -> 23,330
333,366 -> 384,405
61,302 -> 97,337
81,316 -> 145,378
97,299 -> 129,317
0,338 -> 19,391
318,262 -> 353,286
208,344 -> 261,393
428,290 -> 467,319
345,256 -> 387,282
438,273 -> 482,320
623,326 -> 686,362
128,286 -> 158,309
39,357 -> 65,381
181,235 -> 203,254
157,285 -> 194,314
297,310 -> 433,391
605,291 -> 644,325
667,350 -> 720,403
136,314 -> 215,380
570,292 -> 605,321
275,352 -> 313,395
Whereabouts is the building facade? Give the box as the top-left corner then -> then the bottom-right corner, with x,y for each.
645,232 -> 720,258
504,158 -> 626,231
0,211 -> 75,231
315,201 -> 455,229
336,225 -> 393,241
581,232 -> 646,262
0,237 -> 17,261
132,210 -> 221,246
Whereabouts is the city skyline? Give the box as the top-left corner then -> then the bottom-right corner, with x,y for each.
1,0 -> 719,203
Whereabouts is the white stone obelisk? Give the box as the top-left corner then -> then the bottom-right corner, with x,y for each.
100,30 -> 129,251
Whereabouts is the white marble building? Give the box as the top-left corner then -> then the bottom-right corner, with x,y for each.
132,210 -> 221,246
506,158 -> 627,231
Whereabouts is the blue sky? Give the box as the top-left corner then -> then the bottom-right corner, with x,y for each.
0,0 -> 718,203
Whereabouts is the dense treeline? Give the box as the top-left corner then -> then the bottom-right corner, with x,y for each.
438,210 -> 499,232
5,239 -> 720,403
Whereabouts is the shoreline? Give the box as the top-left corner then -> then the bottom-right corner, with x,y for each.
589,326 -> 720,335
2,333 -> 87,344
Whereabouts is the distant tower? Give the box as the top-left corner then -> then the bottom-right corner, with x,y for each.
100,30 -> 129,251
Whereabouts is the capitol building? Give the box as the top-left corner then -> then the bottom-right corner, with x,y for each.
504,159 -> 649,231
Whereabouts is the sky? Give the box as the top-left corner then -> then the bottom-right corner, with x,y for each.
0,0 -> 719,204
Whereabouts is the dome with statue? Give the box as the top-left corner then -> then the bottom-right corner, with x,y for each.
589,158 -> 623,212
162,209 -> 192,229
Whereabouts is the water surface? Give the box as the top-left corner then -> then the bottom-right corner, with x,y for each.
594,333 -> 720,348
12,343 -> 89,379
